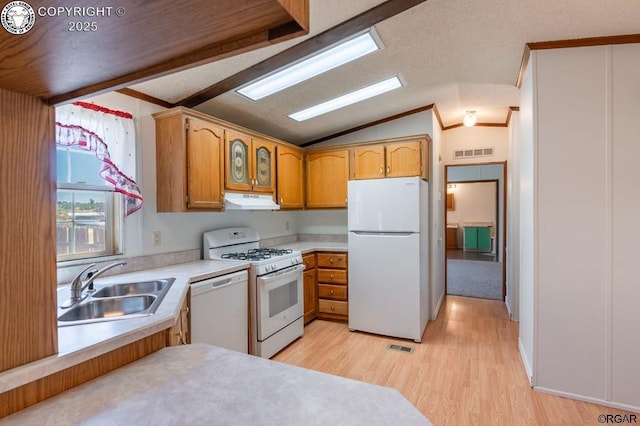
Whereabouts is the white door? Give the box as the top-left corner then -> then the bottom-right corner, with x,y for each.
348,177 -> 420,232
348,231 -> 424,341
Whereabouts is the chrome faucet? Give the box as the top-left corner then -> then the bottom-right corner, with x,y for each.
66,261 -> 127,305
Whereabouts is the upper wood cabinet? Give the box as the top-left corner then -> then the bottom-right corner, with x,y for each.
276,144 -> 304,209
353,137 -> 429,180
306,149 -> 350,208
352,145 -> 385,179
154,109 -> 224,212
225,130 -> 275,194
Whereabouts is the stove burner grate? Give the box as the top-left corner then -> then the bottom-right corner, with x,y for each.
221,248 -> 293,261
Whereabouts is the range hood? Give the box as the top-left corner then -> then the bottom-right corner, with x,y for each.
224,192 -> 280,210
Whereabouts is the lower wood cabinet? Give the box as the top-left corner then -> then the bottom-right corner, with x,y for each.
446,227 -> 458,249
316,252 -> 348,321
167,292 -> 190,345
302,253 -> 317,324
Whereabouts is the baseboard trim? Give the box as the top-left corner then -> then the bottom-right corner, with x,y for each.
432,290 -> 445,320
534,386 -> 640,413
518,338 -> 534,387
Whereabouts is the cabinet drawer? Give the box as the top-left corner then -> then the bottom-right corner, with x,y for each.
302,253 -> 316,270
316,253 -> 347,269
317,269 -> 347,284
318,284 -> 347,301
318,299 -> 348,316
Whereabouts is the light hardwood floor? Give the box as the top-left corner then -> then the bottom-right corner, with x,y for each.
273,296 -> 635,425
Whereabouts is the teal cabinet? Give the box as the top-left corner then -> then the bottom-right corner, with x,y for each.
464,226 -> 491,251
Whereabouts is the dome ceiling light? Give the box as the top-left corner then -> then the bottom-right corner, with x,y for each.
463,110 -> 477,127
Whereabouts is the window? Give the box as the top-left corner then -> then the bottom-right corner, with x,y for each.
56,144 -> 122,261
54,101 -> 142,261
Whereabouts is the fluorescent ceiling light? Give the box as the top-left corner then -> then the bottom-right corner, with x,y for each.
236,30 -> 382,101
288,76 -> 403,122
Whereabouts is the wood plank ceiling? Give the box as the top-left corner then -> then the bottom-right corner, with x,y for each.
0,0 -> 309,104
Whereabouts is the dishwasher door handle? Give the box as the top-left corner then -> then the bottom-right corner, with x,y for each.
191,271 -> 248,295
211,277 -> 233,288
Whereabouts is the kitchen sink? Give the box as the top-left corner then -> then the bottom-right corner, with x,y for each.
92,279 -> 172,298
58,295 -> 157,322
58,277 -> 175,326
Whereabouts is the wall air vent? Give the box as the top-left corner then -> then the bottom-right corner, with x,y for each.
453,147 -> 494,160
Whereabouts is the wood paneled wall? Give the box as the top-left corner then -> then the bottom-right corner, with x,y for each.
0,88 -> 57,371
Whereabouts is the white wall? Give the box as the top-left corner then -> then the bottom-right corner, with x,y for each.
520,44 -> 640,411
610,44 -> 640,407
296,210 -> 347,235
313,111 -> 434,148
70,92 -> 297,260
443,126 -> 508,164
518,55 -> 535,385
506,111 -> 520,321
536,46 -> 608,400
428,110 -> 445,320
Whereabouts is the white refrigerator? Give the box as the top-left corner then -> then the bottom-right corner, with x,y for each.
348,177 -> 429,342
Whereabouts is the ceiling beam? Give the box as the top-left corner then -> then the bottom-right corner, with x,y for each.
116,88 -> 175,109
178,0 -> 429,108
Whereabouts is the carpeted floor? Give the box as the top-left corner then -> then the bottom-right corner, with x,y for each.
447,259 -> 502,300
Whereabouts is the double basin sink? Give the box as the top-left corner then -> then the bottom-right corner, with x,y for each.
58,278 -> 175,326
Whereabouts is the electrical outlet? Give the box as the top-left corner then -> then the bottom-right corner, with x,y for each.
153,231 -> 161,246
285,220 -> 290,231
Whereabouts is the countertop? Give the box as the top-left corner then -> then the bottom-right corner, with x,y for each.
0,343 -> 432,426
0,260 -> 249,394
271,241 -> 348,254
462,221 -> 493,227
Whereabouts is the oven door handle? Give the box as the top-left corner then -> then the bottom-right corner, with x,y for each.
259,264 -> 305,282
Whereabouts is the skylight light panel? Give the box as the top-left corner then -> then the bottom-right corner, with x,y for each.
288,76 -> 403,122
236,29 -> 383,101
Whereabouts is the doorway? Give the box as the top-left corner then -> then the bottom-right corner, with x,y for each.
444,163 -> 506,300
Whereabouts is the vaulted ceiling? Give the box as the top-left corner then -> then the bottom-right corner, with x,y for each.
127,0 -> 640,145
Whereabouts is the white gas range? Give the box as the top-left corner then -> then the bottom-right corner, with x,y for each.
203,227 -> 304,358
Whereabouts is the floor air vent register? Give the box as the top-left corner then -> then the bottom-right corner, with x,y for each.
387,344 -> 414,354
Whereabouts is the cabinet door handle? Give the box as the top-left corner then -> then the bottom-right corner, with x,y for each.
330,305 -> 335,311
329,258 -> 334,263
329,289 -> 334,295
387,166 -> 390,174
379,166 -> 383,174
280,197 -> 283,203
330,274 -> 334,280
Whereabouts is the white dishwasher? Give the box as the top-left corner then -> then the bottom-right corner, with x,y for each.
190,270 -> 248,353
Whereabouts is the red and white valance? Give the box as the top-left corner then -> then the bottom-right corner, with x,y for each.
55,101 -> 142,216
